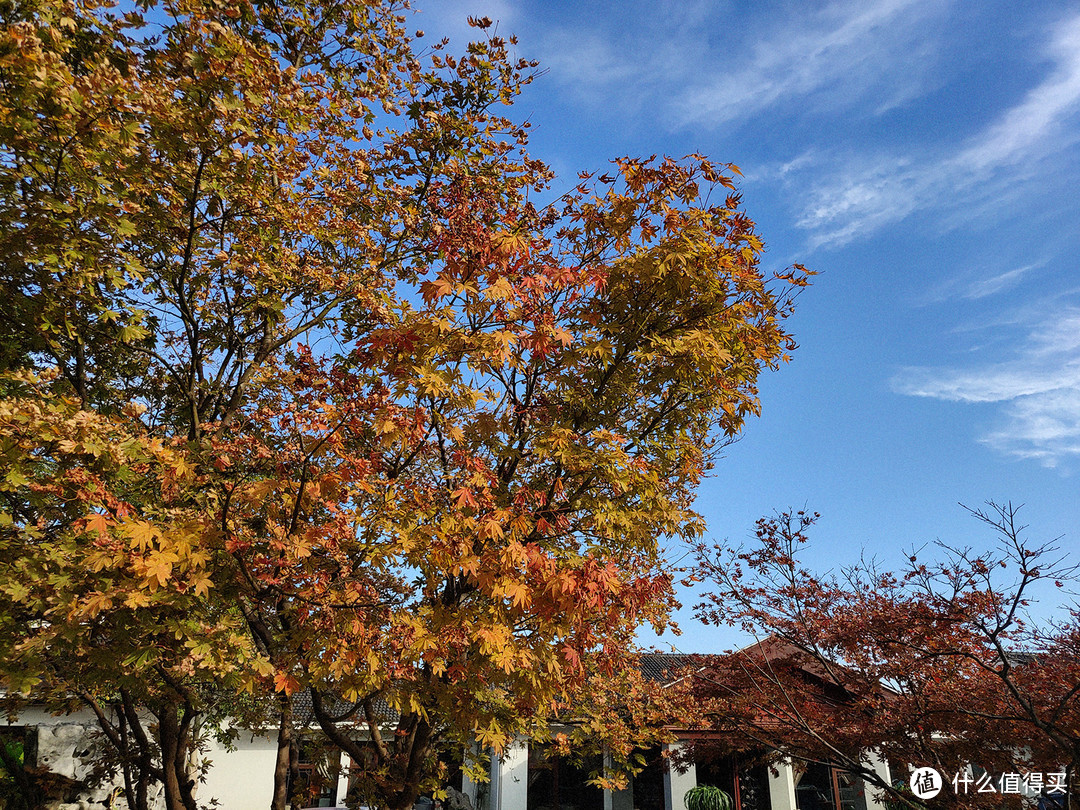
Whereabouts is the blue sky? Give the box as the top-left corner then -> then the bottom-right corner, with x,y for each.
418,0 -> 1080,650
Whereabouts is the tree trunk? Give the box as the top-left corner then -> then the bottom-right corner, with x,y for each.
386,716 -> 434,810
158,703 -> 183,810
311,691 -> 437,810
120,691 -> 153,810
156,702 -> 198,810
270,699 -> 293,810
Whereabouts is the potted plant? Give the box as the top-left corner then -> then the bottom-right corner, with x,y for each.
684,784 -> 735,810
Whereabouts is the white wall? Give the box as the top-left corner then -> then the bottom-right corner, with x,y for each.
4,708 -> 280,810
493,738 -> 529,810
200,731 -> 279,810
768,759 -> 798,810
664,741 -> 697,810
863,753 -> 892,810
2,709 -> 158,809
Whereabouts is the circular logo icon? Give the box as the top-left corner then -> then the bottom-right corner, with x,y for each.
910,766 -> 943,799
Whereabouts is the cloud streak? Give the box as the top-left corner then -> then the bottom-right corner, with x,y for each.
675,0 -> 945,127
894,307 -> 1080,466
534,0 -> 947,126
789,12 -> 1080,249
962,263 -> 1046,300
532,3 -> 1080,254
953,15 -> 1080,173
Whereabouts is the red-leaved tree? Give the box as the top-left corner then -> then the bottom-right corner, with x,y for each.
690,503 -> 1080,809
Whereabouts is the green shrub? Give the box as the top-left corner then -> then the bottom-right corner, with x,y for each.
684,784 -> 735,810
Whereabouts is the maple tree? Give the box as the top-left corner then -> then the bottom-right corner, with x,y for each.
0,1 -> 808,809
689,503 -> 1080,810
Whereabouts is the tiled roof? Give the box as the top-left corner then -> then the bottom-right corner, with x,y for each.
639,653 -> 700,685
291,692 -> 399,727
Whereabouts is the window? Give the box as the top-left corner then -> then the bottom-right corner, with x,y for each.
629,746 -> 667,810
290,738 -> 341,808
794,763 -> 868,810
526,743 -> 603,810
695,749 -> 772,810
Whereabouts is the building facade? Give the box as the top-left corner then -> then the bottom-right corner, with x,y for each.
2,706 -> 892,810
463,737 -> 893,810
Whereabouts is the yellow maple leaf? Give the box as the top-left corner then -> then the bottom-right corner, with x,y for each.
125,520 -> 157,551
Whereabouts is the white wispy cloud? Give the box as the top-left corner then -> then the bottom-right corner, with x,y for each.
535,0 -> 714,110
953,15 -> 1080,173
538,30 -> 639,91
533,0 -> 946,124
675,0 -> 946,127
790,12 -> 1080,249
909,259 -> 1051,306
899,362 -> 1080,404
793,155 -> 930,249
984,389 -> 1080,464
962,263 -> 1046,300
894,306 -> 1080,467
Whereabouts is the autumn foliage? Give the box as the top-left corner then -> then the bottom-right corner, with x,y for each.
690,504 -> 1080,809
0,2 -> 807,809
